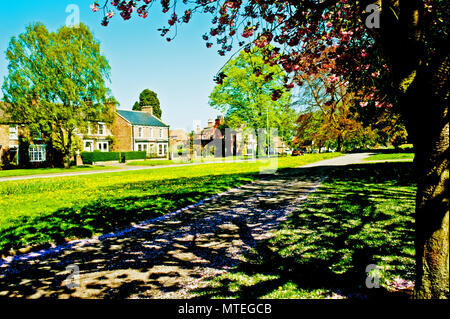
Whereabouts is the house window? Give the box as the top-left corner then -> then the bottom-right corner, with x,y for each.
98,123 -> 106,136
29,144 -> 46,162
84,140 -> 94,152
136,143 -> 149,153
96,142 -> 109,152
138,127 -> 143,138
159,128 -> 163,138
150,128 -> 154,138
87,124 -> 91,135
158,144 -> 163,155
9,125 -> 18,140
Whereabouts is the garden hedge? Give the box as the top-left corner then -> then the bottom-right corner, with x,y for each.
81,151 -> 146,164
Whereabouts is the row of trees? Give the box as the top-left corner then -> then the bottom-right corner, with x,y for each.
208,47 -> 407,153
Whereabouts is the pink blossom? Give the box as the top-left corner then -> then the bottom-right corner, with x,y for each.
90,3 -> 99,12
106,11 -> 115,18
360,102 -> 368,107
328,74 -> 339,83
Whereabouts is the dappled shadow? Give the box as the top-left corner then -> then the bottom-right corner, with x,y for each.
0,162 -> 416,299
192,162 -> 416,299
0,166 -> 322,298
0,173 -> 256,256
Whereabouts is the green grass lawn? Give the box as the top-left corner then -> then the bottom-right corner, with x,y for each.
0,165 -> 119,178
0,153 -> 341,256
127,155 -> 257,166
363,153 -> 414,161
193,162 -> 416,299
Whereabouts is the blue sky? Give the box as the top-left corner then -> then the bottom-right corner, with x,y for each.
0,0 -> 230,131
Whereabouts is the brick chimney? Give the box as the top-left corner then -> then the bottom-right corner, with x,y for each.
141,105 -> 153,115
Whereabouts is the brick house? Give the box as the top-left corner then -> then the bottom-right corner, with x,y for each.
76,121 -> 114,153
0,115 -> 20,166
112,106 -> 170,158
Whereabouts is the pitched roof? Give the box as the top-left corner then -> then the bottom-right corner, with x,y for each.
117,109 -> 169,127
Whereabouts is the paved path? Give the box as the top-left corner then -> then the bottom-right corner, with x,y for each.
0,153 -> 372,298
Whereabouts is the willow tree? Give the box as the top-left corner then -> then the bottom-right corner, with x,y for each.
1,23 -> 114,167
93,0 -> 448,298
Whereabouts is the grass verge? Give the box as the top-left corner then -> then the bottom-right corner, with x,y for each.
0,166 -> 119,178
127,155 -> 261,166
192,162 -> 416,299
363,153 -> 414,161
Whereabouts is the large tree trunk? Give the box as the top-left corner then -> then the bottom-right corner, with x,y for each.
408,71 -> 449,299
380,0 -> 449,298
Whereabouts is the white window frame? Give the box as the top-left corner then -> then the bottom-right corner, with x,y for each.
159,128 -> 163,138
136,143 -> 150,154
98,122 -> 106,136
84,140 -> 94,152
9,125 -> 18,140
150,127 -> 154,138
138,126 -> 143,138
158,143 -> 168,156
87,124 -> 92,135
29,144 -> 46,162
96,141 -> 109,152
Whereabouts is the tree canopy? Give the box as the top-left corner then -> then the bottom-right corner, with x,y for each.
132,88 -> 162,118
209,47 -> 297,144
1,22 -> 114,166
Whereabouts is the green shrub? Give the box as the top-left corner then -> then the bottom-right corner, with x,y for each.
122,151 -> 146,161
81,151 -> 120,164
81,151 -> 147,164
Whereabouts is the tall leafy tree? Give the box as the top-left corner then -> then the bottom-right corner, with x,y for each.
2,22 -> 114,167
94,0 -> 449,298
132,89 -> 162,118
209,47 -> 297,144
297,70 -> 369,152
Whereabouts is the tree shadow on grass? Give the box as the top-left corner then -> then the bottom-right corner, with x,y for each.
192,162 -> 416,299
0,173 -> 256,256
0,169 -> 312,298
0,162 -> 416,299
